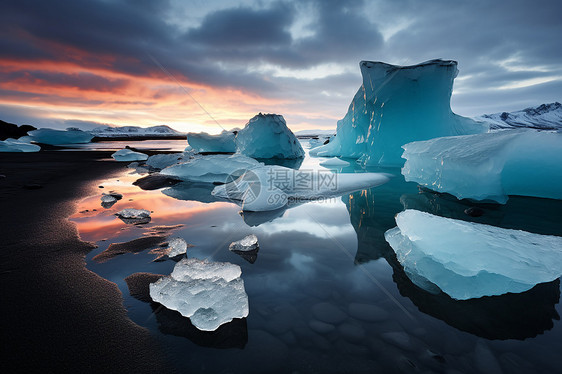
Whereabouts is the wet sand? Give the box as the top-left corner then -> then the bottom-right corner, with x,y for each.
0,151 -> 172,372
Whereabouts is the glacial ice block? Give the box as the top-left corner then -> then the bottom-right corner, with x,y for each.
149,258 -> 249,331
160,154 -> 263,183
235,113 -> 304,159
212,165 -> 389,211
229,234 -> 259,252
167,238 -> 189,257
385,210 -> 562,300
0,138 -> 40,152
187,130 -> 237,153
145,153 -> 190,170
310,59 -> 487,166
27,128 -> 93,145
401,129 -> 562,203
112,148 -> 149,162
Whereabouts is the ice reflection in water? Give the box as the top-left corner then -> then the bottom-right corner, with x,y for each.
70,144 -> 562,373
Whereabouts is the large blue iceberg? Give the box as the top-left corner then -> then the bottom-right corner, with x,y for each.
401,129 -> 562,203
27,128 -> 93,145
187,130 -> 237,153
310,59 -> 487,166
385,210 -> 562,300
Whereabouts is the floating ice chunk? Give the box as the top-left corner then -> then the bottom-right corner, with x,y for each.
149,258 -> 249,331
401,129 -> 562,203
145,153 -> 188,170
115,208 -> 151,224
112,148 -> 149,162
187,130 -> 237,153
100,193 -> 118,208
385,210 -> 562,300
212,165 -> 389,211
229,234 -> 259,252
235,113 -> 304,159
167,237 -> 189,257
27,128 -> 93,145
310,59 -> 487,166
160,154 -> 263,183
0,138 -> 40,152
320,157 -> 350,167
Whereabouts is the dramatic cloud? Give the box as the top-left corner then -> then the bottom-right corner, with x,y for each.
0,0 -> 560,131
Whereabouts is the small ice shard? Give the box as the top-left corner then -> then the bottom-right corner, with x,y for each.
112,148 -> 149,162
229,234 -> 259,252
0,138 -> 40,152
320,157 -> 350,167
229,235 -> 259,263
149,258 -> 249,331
101,193 -> 118,208
27,128 -> 93,145
310,59 -> 487,166
401,129 -> 562,203
160,154 -> 263,183
115,208 -> 151,224
212,165 -> 389,211
187,130 -> 237,153
384,210 -> 562,300
167,237 -> 189,257
235,113 -> 305,159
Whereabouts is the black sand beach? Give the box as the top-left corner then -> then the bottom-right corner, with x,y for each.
0,151 -> 171,373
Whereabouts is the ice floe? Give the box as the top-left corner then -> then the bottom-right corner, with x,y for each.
112,148 -> 149,162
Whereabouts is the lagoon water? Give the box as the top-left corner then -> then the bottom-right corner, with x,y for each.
70,141 -> 562,373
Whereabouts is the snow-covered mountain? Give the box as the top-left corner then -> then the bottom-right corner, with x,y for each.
294,129 -> 336,138
89,125 -> 185,138
477,102 -> 562,130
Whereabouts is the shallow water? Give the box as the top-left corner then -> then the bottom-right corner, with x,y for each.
70,141 -> 562,373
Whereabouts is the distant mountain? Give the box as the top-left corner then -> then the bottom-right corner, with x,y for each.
0,120 -> 36,141
477,102 -> 562,130
88,125 -> 186,138
294,129 -> 336,138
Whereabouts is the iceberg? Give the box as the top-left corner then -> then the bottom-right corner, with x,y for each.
111,148 -> 149,162
149,258 -> 249,331
0,138 -> 40,152
145,152 -> 191,170
401,129 -> 562,203
187,130 -> 237,153
27,128 -> 93,145
235,113 -> 304,159
212,165 -> 390,211
320,157 -> 350,167
310,59 -> 487,166
160,154 -> 263,183
385,210 -> 562,300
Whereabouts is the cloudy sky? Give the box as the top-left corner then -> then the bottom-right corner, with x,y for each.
1,0 -> 560,133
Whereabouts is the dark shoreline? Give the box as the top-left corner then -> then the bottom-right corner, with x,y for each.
0,150 -> 171,373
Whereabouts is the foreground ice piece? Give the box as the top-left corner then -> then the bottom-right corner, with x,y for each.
212,165 -> 389,211
115,208 -> 151,224
187,130 -> 237,153
476,102 -> 562,130
229,234 -> 259,252
27,128 -> 93,145
149,258 -> 249,331
401,129 -> 562,203
160,154 -> 263,183
385,210 -> 562,300
235,113 -> 304,159
310,59 -> 487,166
320,157 -> 350,167
167,238 -> 189,257
112,148 -> 149,162
0,138 -> 40,152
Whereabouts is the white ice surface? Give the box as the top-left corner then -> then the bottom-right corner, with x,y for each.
149,258 -> 248,331
385,210 -> 562,300
111,148 -> 149,162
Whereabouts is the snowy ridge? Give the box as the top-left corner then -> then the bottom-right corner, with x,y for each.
476,102 -> 562,130
89,125 -> 185,138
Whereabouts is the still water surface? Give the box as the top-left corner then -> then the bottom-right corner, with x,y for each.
70,141 -> 562,373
